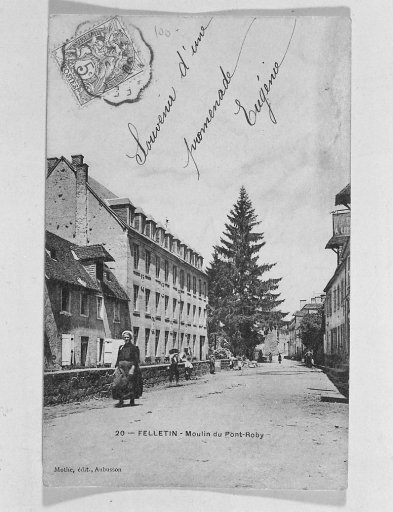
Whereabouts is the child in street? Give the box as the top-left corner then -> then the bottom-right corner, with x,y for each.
184,357 -> 193,380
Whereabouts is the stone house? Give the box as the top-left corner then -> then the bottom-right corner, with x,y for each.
45,230 -> 130,369
45,155 -> 209,363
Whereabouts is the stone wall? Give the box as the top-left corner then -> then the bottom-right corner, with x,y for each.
44,361 -> 217,406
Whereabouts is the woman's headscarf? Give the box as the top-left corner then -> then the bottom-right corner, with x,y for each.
122,330 -> 133,339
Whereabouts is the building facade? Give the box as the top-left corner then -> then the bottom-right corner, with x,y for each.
45,231 -> 130,369
323,184 -> 350,365
288,297 -> 325,360
46,155 -> 209,363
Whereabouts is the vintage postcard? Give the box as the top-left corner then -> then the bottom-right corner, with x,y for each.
44,14 -> 350,490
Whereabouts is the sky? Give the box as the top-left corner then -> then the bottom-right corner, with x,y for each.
47,15 -> 350,317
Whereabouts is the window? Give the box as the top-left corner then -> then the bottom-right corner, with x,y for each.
133,327 -> 139,344
61,287 -> 71,312
173,265 -> 178,285
337,285 -> 340,308
145,328 -> 150,357
155,292 -> 161,315
155,229 -> 160,244
164,236 -> 169,249
198,307 -> 201,323
203,281 -> 207,296
145,289 -> 151,313
165,331 -> 169,351
187,273 -> 191,292
173,331 -> 177,349
164,260 -> 169,282
173,298 -> 177,318
114,301 -> 120,322
155,255 -> 160,278
193,335 -> 196,355
187,303 -> 191,320
96,296 -> 103,319
193,305 -> 196,323
133,285 -> 139,311
80,293 -> 89,316
155,330 -> 160,356
146,223 -> 151,238
180,270 -> 185,289
199,279 -> 202,295
193,276 -> 196,294
145,250 -> 151,274
180,301 -> 184,320
165,295 -> 169,316
333,288 -> 336,312
341,280 -> 344,304
180,333 -> 184,352
134,244 -> 140,270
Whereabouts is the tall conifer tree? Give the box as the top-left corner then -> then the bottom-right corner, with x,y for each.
207,187 -> 286,357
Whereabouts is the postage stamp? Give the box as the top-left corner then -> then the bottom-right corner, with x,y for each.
52,17 -> 151,106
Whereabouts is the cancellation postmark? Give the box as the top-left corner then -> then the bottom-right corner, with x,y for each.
52,17 -> 152,106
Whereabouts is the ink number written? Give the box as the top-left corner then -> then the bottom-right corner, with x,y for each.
115,430 -> 125,436
155,26 -> 171,37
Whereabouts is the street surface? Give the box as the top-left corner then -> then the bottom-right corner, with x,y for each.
43,359 -> 348,490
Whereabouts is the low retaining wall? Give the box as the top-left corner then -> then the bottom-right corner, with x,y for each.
44,361 -> 217,406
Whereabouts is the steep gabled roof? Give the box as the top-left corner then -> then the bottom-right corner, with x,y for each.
45,231 -> 128,300
301,303 -> 324,310
73,245 -> 114,262
88,177 -> 119,200
45,231 -> 100,292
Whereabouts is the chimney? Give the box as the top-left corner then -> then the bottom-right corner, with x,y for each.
300,300 -> 306,310
71,154 -> 84,166
74,156 -> 88,246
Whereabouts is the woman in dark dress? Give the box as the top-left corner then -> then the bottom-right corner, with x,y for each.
112,330 -> 143,407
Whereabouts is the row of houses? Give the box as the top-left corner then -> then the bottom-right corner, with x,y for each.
287,184 -> 350,365
323,184 -> 350,365
45,154 -> 209,369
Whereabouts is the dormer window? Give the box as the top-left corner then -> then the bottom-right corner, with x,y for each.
96,261 -> 103,281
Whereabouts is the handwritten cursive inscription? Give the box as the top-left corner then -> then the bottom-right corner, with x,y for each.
126,88 -> 177,165
177,18 -> 212,79
234,20 -> 297,127
183,19 -> 256,179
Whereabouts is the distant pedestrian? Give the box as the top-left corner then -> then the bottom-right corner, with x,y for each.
229,355 -> 235,370
169,352 -> 179,385
237,357 -> 242,370
209,354 -> 215,374
278,353 -> 282,364
269,352 -> 272,363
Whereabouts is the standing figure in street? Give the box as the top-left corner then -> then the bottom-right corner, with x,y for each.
229,355 -> 234,370
269,352 -> 273,363
209,353 -> 216,374
237,356 -> 243,371
278,353 -> 282,364
112,330 -> 143,408
169,351 -> 179,385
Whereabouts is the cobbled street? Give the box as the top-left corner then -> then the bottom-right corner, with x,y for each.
43,359 -> 348,490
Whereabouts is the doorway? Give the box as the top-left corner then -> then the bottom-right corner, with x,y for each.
81,336 -> 89,366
